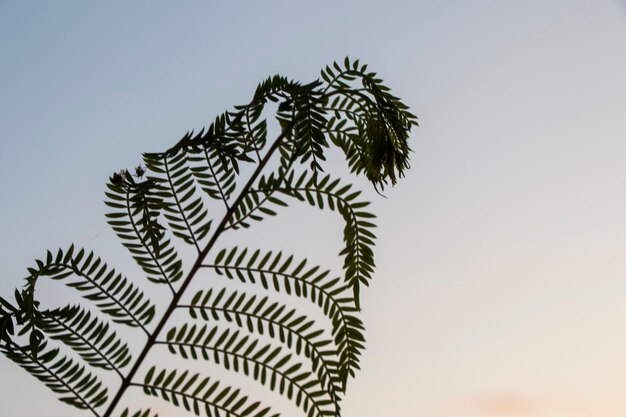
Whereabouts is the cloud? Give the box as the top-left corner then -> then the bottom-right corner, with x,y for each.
416,392 -> 538,417
414,389 -> 619,417
476,394 -> 535,415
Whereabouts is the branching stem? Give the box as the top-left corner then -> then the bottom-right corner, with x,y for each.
101,122 -> 293,417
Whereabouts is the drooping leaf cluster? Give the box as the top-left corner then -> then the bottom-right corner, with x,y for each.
0,58 -> 416,417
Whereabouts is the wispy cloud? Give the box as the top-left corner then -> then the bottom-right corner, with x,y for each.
414,390 -> 606,417
476,394 -> 535,415
411,392 -> 533,417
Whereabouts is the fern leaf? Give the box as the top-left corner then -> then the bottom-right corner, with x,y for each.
25,246 -> 155,331
291,85 -> 328,174
319,59 -> 417,191
40,305 -> 132,373
143,151 -> 212,250
206,248 -> 363,389
119,409 -> 158,417
106,178 -> 183,289
252,172 -> 376,308
159,326 -> 335,417
227,158 -> 294,230
188,148 -> 238,209
1,341 -> 108,413
1,59 -> 416,417
138,368 -> 278,417
182,288 -> 341,398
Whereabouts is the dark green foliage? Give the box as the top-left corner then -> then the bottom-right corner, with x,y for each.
161,325 -> 333,416
23,246 -> 156,330
0,58 -> 416,417
41,305 -> 133,372
0,341 -> 108,411
106,176 -> 184,290
183,288 -> 339,399
140,368 -> 278,417
118,409 -> 157,417
251,171 -> 377,307
207,248 -> 363,388
143,152 -> 213,250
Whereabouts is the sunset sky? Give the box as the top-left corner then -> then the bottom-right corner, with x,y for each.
2,1 -> 626,417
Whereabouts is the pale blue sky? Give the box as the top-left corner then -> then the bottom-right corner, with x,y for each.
2,2 -> 626,417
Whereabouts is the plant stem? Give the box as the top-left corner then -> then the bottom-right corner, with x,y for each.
101,123 -> 293,417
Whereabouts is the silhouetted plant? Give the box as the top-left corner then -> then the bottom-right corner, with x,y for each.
0,58 -> 416,417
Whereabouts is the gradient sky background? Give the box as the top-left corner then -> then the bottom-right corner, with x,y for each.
2,1 -> 626,417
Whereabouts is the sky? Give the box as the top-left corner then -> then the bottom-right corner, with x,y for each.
1,1 -> 626,416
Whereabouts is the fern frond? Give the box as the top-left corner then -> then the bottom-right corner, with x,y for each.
40,305 -> 132,374
137,368 -> 278,417
242,101 -> 268,161
226,157 -> 294,230
251,75 -> 293,104
183,100 -> 270,214
143,151 -> 212,251
290,84 -> 328,174
181,288 -> 341,398
1,341 -> 108,414
106,178 -> 183,290
159,326 -> 335,417
119,409 -> 158,417
2,59 -> 416,417
320,57 -> 417,190
252,171 -> 376,308
205,248 -> 363,388
25,246 -> 155,332
188,147 -> 238,210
